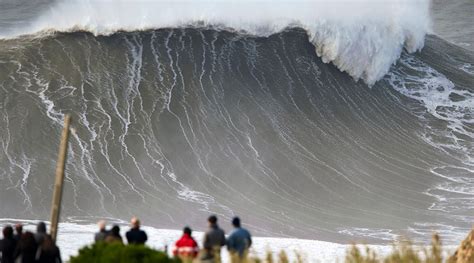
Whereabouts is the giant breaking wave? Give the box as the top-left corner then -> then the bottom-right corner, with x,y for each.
0,0 -> 473,248
1,0 -> 432,85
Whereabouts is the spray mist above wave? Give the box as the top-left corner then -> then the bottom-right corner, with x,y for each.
4,0 -> 431,85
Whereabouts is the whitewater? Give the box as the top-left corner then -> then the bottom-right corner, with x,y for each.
1,0 -> 431,85
0,0 -> 473,262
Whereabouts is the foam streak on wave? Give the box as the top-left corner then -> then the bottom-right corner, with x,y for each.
4,0 -> 431,85
387,54 -> 474,233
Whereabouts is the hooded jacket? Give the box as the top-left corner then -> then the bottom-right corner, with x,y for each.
172,234 -> 199,258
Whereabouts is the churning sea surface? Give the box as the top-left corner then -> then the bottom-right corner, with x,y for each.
0,0 -> 473,261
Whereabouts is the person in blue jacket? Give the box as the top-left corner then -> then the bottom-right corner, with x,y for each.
226,217 -> 252,263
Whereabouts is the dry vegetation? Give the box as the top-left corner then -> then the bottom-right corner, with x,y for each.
344,234 -> 442,263
246,230 -> 474,263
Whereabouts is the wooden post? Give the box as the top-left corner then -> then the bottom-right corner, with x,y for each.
49,114 -> 71,242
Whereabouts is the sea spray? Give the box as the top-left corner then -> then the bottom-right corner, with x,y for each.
2,0 -> 431,84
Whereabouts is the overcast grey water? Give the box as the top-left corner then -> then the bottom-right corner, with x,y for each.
0,0 -> 473,246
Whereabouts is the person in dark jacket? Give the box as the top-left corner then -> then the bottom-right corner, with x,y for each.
94,220 -> 108,243
15,232 -> 38,263
105,225 -> 123,244
14,224 -> 23,242
202,215 -> 226,263
0,225 -> 17,263
172,227 -> 199,263
125,217 -> 147,245
35,222 -> 47,245
37,234 -> 61,263
227,217 -> 252,263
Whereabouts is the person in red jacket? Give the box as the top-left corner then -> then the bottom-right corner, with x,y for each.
172,227 -> 199,263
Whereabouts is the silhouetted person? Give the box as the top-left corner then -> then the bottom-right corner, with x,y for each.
202,215 -> 226,263
0,225 -> 17,263
172,227 -> 199,263
125,217 -> 147,245
14,224 -> 23,242
35,222 -> 47,245
37,235 -> 61,263
227,217 -> 252,263
16,232 -> 38,263
105,225 -> 123,244
94,220 -> 108,243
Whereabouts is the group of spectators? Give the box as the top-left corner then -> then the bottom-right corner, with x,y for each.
95,215 -> 252,263
0,222 -> 61,263
94,216 -> 148,245
1,215 -> 251,263
173,215 -> 252,263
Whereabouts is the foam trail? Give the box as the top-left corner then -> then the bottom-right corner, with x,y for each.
4,0 -> 431,85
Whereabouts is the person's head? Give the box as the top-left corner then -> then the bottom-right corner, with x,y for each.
130,217 -> 140,229
111,225 -> 120,235
232,217 -> 241,228
37,222 -> 47,234
208,215 -> 218,227
183,226 -> 192,235
98,220 -> 107,231
3,225 -> 14,239
15,223 -> 23,234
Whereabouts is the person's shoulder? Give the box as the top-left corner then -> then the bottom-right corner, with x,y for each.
191,237 -> 199,246
233,228 -> 249,236
228,229 -> 239,237
175,236 -> 185,245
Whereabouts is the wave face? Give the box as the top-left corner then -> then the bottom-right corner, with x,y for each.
0,0 -> 431,85
0,26 -> 473,244
431,0 -> 474,51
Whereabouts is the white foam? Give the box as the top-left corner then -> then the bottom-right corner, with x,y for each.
0,219 -> 396,262
386,55 -> 474,226
460,63 -> 474,75
338,227 -> 399,242
1,0 -> 431,85
2,217 -> 466,262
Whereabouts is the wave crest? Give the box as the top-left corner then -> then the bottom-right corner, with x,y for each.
4,0 -> 431,85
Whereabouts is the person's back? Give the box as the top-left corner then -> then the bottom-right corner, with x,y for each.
126,228 -> 147,245
0,226 -> 17,263
37,235 -> 61,263
94,220 -> 108,243
172,227 -> 199,263
227,217 -> 252,263
125,217 -> 147,245
14,224 -> 23,243
105,225 -> 123,244
16,232 -> 38,263
227,228 -> 251,255
35,222 -> 47,246
202,215 -> 226,263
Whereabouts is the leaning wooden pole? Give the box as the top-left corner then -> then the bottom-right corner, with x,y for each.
49,114 -> 71,242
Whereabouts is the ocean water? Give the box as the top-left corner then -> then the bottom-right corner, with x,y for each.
0,0 -> 473,261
